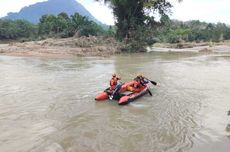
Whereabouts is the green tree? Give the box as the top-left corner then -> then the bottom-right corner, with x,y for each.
38,15 -> 56,35
0,19 -> 37,40
69,13 -> 105,37
69,13 -> 89,36
96,0 -> 182,51
56,12 -> 70,37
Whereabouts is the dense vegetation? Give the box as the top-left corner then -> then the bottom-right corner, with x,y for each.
0,12 -> 114,41
96,0 -> 183,50
0,11 -> 230,51
156,17 -> 230,43
96,0 -> 230,50
38,12 -> 112,38
0,19 -> 37,40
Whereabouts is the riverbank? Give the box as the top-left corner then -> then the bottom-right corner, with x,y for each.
149,41 -> 230,53
0,36 -> 123,58
1,38 -> 230,58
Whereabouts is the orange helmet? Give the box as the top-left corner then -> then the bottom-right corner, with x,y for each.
137,73 -> 143,78
112,73 -> 116,77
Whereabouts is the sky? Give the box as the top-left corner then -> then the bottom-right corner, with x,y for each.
0,0 -> 229,25
169,0 -> 230,25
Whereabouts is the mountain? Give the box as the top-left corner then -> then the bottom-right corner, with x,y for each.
2,0 -> 101,24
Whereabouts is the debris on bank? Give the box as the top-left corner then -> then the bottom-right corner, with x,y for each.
0,36 -> 123,58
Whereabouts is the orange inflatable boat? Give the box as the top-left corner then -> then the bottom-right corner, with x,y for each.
95,80 -> 152,105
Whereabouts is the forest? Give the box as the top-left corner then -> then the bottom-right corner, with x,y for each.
0,12 -> 230,49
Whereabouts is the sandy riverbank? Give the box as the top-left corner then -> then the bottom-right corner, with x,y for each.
1,37 -> 230,58
148,45 -> 230,53
0,36 -> 123,58
148,41 -> 230,53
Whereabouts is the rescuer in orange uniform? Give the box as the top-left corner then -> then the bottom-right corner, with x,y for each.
109,73 -> 121,91
127,74 -> 147,93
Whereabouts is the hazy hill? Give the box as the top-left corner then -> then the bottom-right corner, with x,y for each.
3,0 -> 101,24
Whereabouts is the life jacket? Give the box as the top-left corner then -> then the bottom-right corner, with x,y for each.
127,81 -> 142,93
133,80 -> 141,88
110,77 -> 120,91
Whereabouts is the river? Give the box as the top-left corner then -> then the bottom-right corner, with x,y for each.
0,51 -> 230,152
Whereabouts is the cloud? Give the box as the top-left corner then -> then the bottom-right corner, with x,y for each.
169,0 -> 230,24
78,0 -> 230,25
0,0 -> 47,17
77,0 -> 114,25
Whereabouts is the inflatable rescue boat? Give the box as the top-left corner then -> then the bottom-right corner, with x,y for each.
95,80 -> 152,105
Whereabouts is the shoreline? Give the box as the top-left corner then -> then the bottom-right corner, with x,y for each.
1,38 -> 230,58
148,45 -> 230,53
0,36 -> 122,59
148,41 -> 230,53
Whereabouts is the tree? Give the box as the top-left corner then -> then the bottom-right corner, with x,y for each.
0,19 -> 37,40
38,15 -> 57,35
95,0 -> 182,51
38,13 -> 70,37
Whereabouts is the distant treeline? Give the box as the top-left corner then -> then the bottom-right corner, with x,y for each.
0,19 -> 37,40
156,17 -> 230,43
0,12 -> 230,43
0,12 -> 115,41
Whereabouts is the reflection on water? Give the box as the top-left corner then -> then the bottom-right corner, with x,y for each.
0,51 -> 230,152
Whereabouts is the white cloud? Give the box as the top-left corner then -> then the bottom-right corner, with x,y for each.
169,0 -> 230,24
77,0 -> 114,25
0,0 -> 47,17
79,0 -> 230,25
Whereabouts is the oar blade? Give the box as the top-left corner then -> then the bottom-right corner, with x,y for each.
150,80 -> 157,85
147,89 -> 152,96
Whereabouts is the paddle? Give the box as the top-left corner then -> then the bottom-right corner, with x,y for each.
144,77 -> 157,86
145,78 -> 158,96
139,78 -> 153,96
147,89 -> 152,96
139,76 -> 158,96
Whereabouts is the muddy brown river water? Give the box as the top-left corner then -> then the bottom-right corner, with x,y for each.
0,51 -> 230,152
